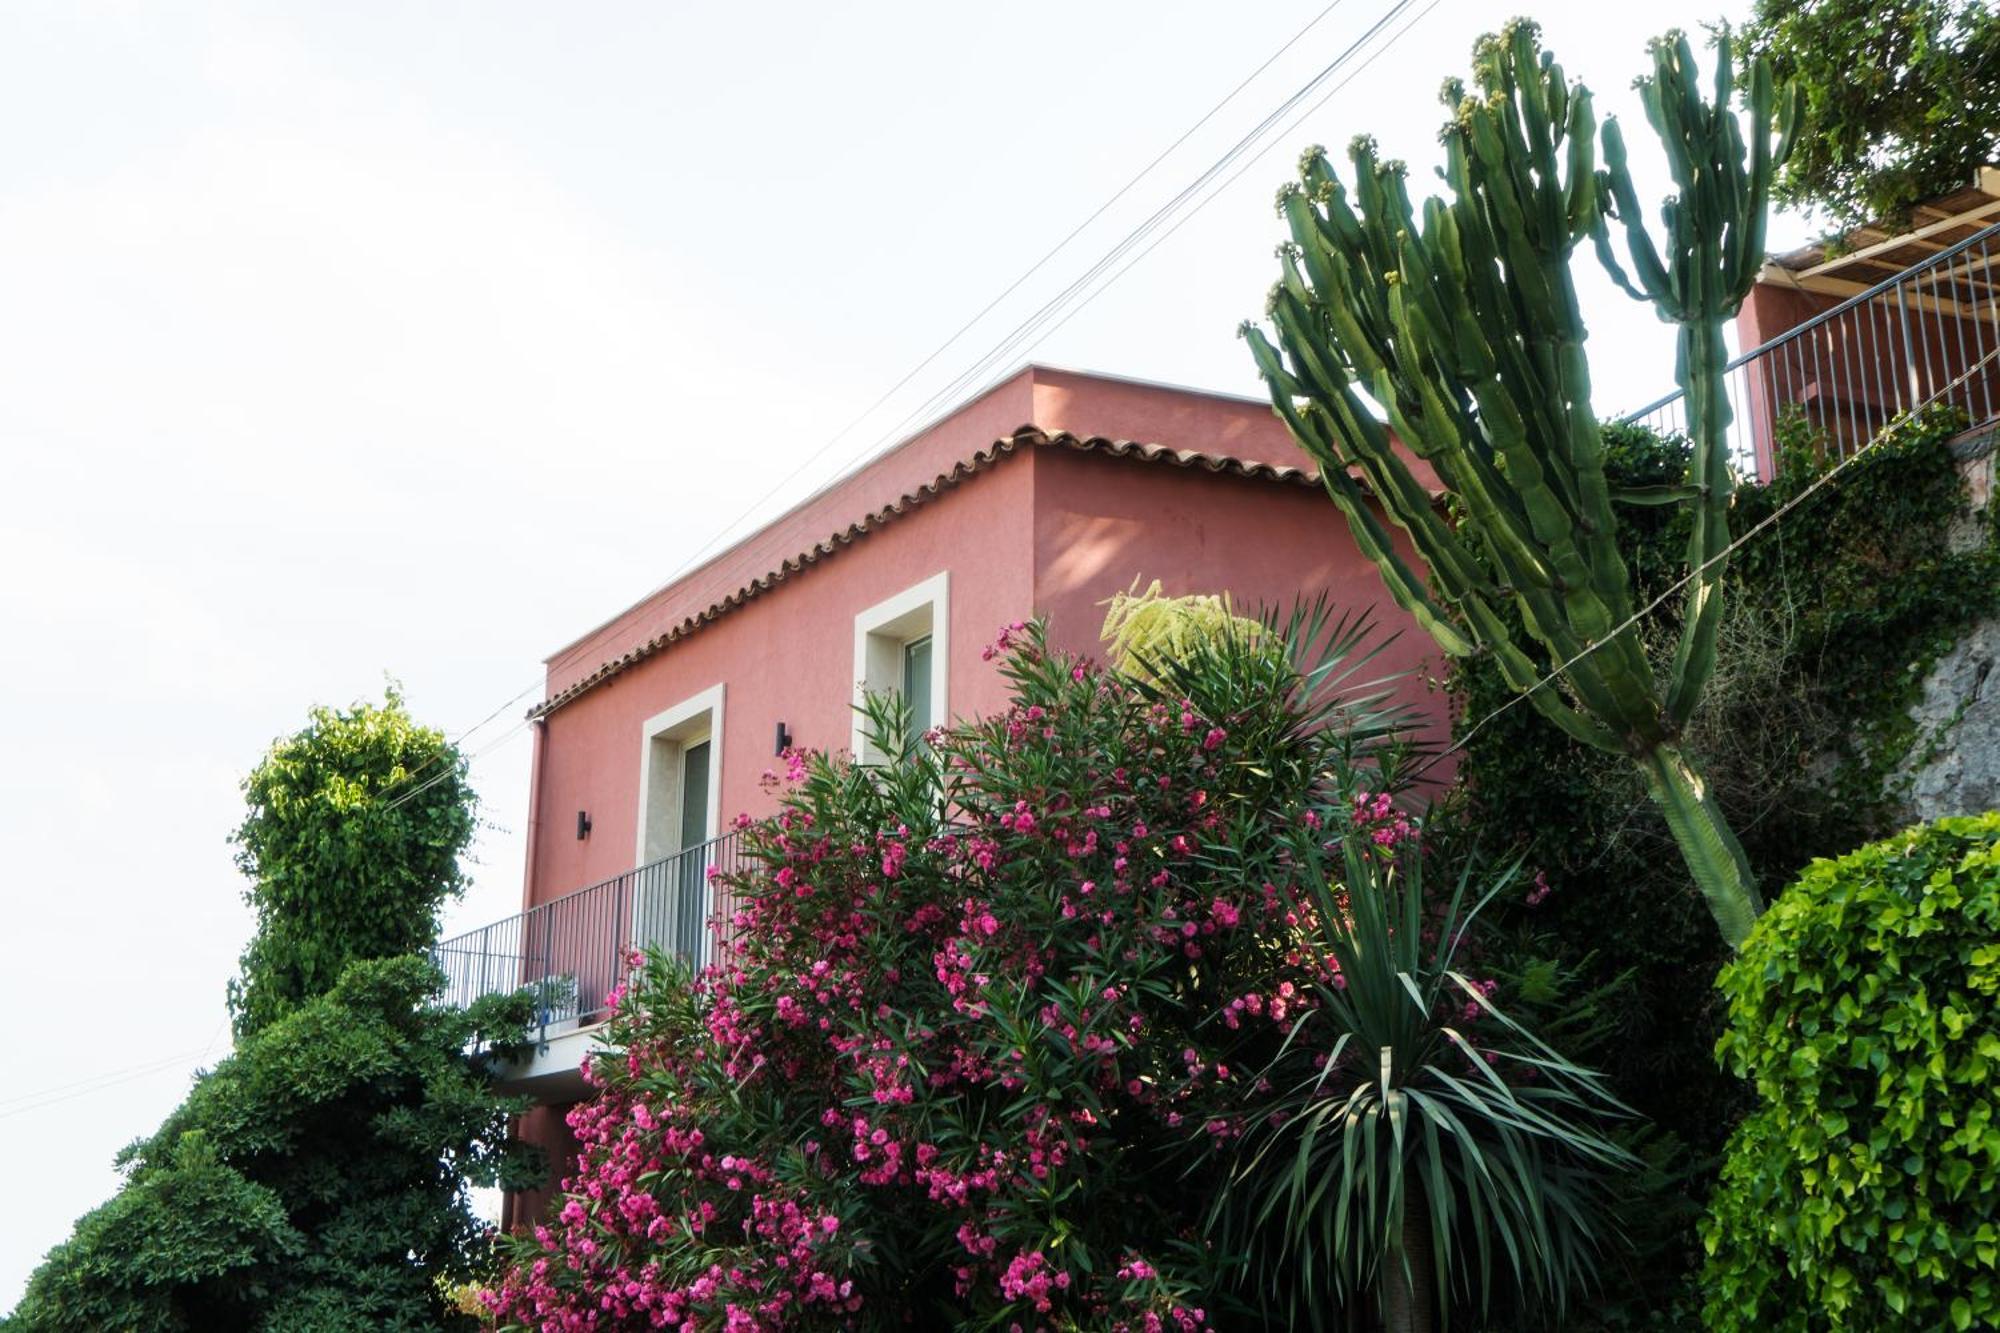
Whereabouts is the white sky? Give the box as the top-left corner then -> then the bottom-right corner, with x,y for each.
0,0 -> 1813,1307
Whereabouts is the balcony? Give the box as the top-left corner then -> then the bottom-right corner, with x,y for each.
1624,218 -> 1999,479
434,828 -> 749,1043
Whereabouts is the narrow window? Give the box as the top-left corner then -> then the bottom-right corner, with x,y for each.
635,684 -> 725,966
901,635 -> 933,742
674,739 -> 712,960
678,740 -> 711,852
852,572 -> 949,763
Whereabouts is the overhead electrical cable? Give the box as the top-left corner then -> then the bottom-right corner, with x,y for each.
897,0 -> 1447,427
373,0 -> 1437,811
0,1018 -> 227,1122
628,0 -> 1365,594
770,0 -> 1424,526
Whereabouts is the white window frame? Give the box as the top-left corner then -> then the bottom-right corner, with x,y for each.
851,570 -> 949,763
634,683 -> 725,866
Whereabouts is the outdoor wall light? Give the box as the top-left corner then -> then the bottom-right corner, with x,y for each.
774,722 -> 793,755
576,810 -> 591,841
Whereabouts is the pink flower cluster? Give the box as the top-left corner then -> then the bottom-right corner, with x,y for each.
1350,789 -> 1415,848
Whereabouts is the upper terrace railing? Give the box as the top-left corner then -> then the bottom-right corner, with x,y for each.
1622,221 -> 2000,480
434,828 -> 750,1038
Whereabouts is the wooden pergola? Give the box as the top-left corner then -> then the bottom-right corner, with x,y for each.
1755,167 -> 2000,320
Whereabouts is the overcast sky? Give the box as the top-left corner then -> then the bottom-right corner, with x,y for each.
0,0 -> 1814,1306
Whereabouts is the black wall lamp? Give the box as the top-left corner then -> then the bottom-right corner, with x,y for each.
576,810 -> 591,841
774,722 -> 793,755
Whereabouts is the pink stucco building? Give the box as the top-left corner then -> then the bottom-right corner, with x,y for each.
452,177 -> 2000,1224
451,365 -> 1452,1224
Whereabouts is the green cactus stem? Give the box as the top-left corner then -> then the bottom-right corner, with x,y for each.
1243,22 -> 1795,948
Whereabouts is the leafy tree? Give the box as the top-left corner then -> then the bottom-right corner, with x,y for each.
1241,25 -> 1795,947
1739,0 -> 2000,230
10,960 -> 541,1332
10,691 -> 538,1331
229,687 -> 476,1036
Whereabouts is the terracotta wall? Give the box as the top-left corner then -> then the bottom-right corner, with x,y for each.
1737,280 -> 1997,475
523,369 -> 1456,915
1028,365 -> 1315,472
1029,447 -> 1451,759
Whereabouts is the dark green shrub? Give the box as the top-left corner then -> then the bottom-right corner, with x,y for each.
1449,404 -> 1999,1325
11,958 -> 542,1332
13,691 -> 537,1331
1702,814 -> 2000,1331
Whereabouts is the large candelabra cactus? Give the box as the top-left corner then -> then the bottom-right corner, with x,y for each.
1241,23 -> 1796,947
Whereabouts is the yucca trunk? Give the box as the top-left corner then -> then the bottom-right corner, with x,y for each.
1381,1189 -> 1435,1333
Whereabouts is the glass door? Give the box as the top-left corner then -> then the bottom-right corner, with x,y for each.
674,739 -> 712,964
901,635 -> 933,746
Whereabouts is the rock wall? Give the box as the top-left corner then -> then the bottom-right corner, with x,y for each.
1902,427 -> 1999,822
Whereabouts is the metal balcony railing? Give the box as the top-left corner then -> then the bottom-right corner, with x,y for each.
1622,221 -> 2000,480
433,828 -> 749,1036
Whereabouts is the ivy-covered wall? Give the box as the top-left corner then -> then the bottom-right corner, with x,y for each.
1898,429 -> 2000,822
1447,403 -> 2000,1326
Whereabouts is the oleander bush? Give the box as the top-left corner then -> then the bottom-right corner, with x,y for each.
1701,814 -> 2000,1331
482,614 -> 1630,1331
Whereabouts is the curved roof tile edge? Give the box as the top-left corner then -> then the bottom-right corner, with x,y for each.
527,426 -> 1322,720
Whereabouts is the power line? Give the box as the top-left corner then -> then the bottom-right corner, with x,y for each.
356,677 -> 552,821
644,0 -> 1440,644
367,1 -> 1431,812
0,1019 -> 227,1122
922,0 -> 1447,412
652,0 -> 1360,588
383,712 -> 537,813
0,1047 -> 210,1111
782,0 -> 1426,519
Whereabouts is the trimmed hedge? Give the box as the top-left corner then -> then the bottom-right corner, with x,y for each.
1702,814 -> 2000,1330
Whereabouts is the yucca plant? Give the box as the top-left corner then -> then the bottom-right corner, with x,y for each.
1213,827 -> 1636,1332
1107,592 -> 1426,809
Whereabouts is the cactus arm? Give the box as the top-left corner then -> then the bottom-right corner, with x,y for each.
1599,120 -> 1680,313
1591,217 -> 1651,304
1610,484 -> 1706,506
1584,32 -> 1799,730
1246,22 -> 1800,945
1504,665 -> 1625,752
1250,346 -> 1622,753
1243,325 -> 1477,657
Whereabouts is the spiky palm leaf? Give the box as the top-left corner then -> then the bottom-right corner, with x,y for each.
1214,829 -> 1635,1329
1114,593 -> 1427,810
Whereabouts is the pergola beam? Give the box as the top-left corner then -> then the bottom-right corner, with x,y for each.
1759,269 -> 1996,323
1797,197 -> 2000,280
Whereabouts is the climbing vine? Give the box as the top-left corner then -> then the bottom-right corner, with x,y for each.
1449,402 -> 1998,1325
